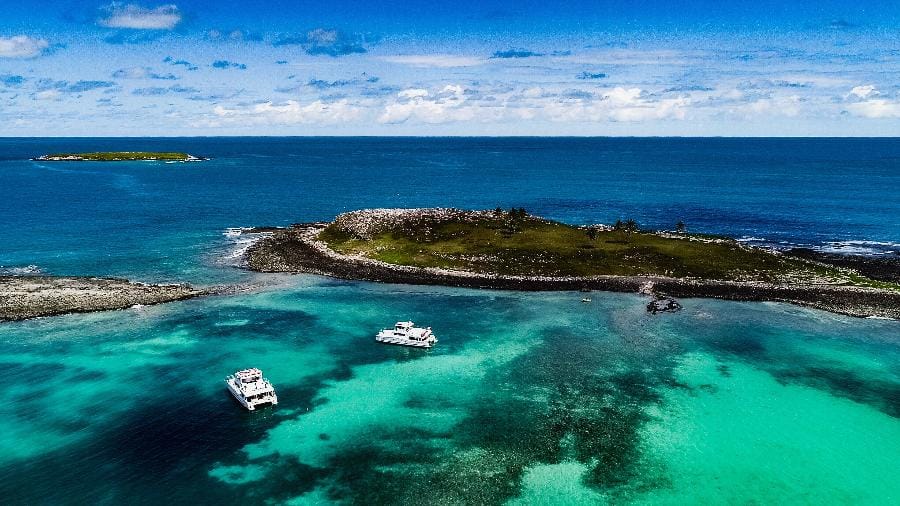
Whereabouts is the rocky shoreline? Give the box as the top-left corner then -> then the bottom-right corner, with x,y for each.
785,248 -> 900,283
246,223 -> 900,320
0,276 -> 204,322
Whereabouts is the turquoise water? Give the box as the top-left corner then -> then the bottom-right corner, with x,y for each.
1,138 -> 899,504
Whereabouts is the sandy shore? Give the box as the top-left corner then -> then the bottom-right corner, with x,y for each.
0,276 -> 203,322
246,224 -> 900,319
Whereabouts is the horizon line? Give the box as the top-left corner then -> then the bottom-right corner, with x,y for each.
3,135 -> 899,139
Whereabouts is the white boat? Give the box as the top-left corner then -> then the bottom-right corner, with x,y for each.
376,321 -> 438,348
225,368 -> 278,411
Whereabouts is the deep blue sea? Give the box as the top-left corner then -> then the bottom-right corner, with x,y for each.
0,138 -> 898,505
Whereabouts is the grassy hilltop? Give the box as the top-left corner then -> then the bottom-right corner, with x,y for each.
318,208 -> 897,289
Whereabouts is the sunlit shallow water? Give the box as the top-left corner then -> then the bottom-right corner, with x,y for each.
1,276 -> 897,504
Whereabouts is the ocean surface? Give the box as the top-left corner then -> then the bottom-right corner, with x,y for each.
0,137 -> 898,505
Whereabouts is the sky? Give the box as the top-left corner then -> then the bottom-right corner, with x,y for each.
1,1 -> 899,136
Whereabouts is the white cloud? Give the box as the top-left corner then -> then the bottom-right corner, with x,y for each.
398,89 -> 429,99
605,87 -> 643,106
849,85 -> 877,99
113,67 -> 146,79
306,28 -> 338,45
379,85 -> 482,124
99,3 -> 181,30
538,87 -> 690,122
212,100 -> 363,125
33,90 -> 61,101
844,85 -> 900,119
733,95 -> 803,118
847,100 -> 900,118
0,35 -> 49,58
380,55 -> 486,68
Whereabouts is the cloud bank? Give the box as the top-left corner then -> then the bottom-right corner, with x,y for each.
212,100 -> 363,125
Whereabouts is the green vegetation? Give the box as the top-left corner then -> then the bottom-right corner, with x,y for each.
36,152 -> 199,161
319,210 -> 900,289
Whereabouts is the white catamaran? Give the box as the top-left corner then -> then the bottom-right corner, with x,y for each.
376,321 -> 438,348
225,368 -> 278,411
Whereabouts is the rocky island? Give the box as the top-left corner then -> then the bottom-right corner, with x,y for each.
0,276 -> 203,322
245,208 -> 900,319
32,151 -> 206,162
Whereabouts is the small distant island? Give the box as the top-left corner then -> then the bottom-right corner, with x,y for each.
32,151 -> 206,162
245,208 -> 900,319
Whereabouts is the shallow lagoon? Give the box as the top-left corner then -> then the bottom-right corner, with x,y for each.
1,276 -> 897,504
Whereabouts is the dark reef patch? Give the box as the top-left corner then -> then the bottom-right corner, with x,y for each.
773,366 -> 900,418
705,332 -> 768,359
0,361 -> 67,383
0,385 -> 283,504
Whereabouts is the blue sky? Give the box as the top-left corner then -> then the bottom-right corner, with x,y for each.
1,1 -> 899,136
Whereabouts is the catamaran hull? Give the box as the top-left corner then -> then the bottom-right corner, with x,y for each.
375,336 -> 435,348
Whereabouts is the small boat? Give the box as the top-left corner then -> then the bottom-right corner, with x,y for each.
376,321 -> 438,348
225,368 -> 278,411
581,298 -> 592,303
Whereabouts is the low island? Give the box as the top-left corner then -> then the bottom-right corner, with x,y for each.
32,151 -> 206,162
0,276 -> 203,322
245,208 -> 900,319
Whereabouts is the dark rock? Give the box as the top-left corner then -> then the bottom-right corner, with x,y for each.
647,297 -> 682,314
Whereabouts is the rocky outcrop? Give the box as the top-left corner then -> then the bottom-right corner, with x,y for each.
330,208 -> 497,240
785,248 -> 900,283
0,276 -> 203,322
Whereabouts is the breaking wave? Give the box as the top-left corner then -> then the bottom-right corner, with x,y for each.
0,264 -> 43,275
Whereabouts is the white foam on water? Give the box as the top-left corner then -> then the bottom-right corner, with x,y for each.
736,235 -> 900,256
218,228 -> 272,266
0,264 -> 43,275
817,240 -> 900,256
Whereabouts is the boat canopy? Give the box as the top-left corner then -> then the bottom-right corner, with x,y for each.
235,368 -> 263,382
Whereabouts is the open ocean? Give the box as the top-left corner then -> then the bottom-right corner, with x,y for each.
0,138 -> 898,504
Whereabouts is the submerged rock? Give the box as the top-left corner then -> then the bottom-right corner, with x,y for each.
647,297 -> 682,314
